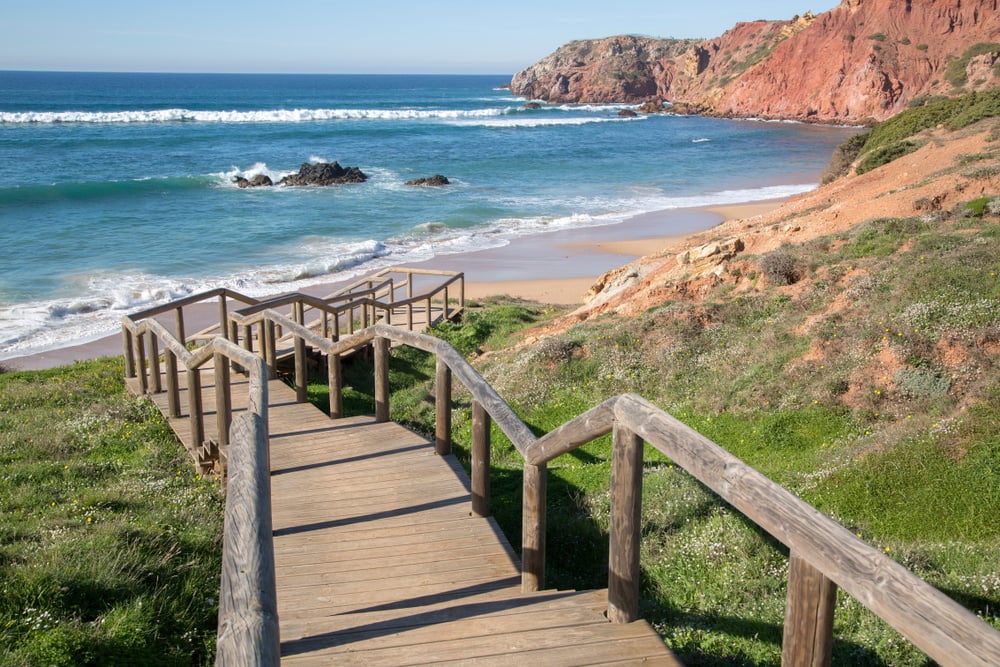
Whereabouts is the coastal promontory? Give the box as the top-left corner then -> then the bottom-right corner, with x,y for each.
511,0 -> 1000,124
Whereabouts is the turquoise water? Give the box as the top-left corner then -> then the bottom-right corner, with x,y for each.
0,72 -> 856,358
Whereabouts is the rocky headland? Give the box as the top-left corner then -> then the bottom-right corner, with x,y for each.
510,0 -> 1000,123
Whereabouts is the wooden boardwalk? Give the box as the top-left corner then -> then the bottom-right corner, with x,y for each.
131,364 -> 679,665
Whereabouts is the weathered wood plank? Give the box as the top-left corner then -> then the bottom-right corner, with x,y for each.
132,344 -> 678,666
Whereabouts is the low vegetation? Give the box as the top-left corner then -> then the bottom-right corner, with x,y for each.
310,189 -> 1000,665
0,359 -> 222,665
822,87 -> 1000,181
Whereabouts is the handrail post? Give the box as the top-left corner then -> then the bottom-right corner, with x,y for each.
426,296 -> 433,327
219,295 -> 229,341
328,352 -> 343,419
242,324 -> 253,355
782,553 -> 837,667
407,271 -> 413,299
264,320 -> 277,379
406,302 -> 414,331
374,336 -> 390,422
459,274 -> 465,313
443,286 -> 449,320
216,410 -> 280,666
148,332 -> 162,394
435,356 -> 451,455
175,306 -> 186,346
165,349 -> 181,418
122,327 -> 136,378
135,331 -> 148,395
294,334 -> 307,403
522,462 -> 547,592
229,320 -> 242,374
214,351 -> 232,450
188,367 -> 204,451
608,422 -> 643,623
471,400 -> 491,517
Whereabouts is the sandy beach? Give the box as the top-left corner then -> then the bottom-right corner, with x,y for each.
4,200 -> 783,371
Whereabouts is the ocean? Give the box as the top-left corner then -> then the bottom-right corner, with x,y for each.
0,71 -> 856,360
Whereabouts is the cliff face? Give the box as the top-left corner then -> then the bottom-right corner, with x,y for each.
510,0 -> 1000,123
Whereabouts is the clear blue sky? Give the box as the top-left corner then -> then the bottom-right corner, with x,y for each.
1,1 -> 840,74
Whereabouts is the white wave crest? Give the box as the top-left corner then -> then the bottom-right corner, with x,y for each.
0,107 -> 511,125
446,115 -> 644,128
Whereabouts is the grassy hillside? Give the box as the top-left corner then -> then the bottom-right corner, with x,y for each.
367,196 -> 999,664
0,360 -> 222,665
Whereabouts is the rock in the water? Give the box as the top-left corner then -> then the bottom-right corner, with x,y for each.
234,174 -> 275,188
405,174 -> 450,187
523,102 -> 542,109
618,108 -> 638,117
279,161 -> 367,186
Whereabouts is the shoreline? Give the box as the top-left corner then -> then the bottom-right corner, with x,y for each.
3,199 -> 784,371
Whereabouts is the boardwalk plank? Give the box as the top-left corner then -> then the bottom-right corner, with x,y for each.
131,359 -> 679,665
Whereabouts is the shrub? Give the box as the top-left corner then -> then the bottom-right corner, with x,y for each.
965,196 -> 994,217
856,140 -> 920,174
896,367 -> 951,398
868,32 -> 887,42
822,131 -> 870,183
916,44 -> 929,51
759,251 -> 801,285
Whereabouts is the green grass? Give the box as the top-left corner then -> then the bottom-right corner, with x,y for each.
317,203 -> 1000,664
0,359 -> 222,666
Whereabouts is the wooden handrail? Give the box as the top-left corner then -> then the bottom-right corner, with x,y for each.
345,326 -> 1000,667
123,278 -> 999,666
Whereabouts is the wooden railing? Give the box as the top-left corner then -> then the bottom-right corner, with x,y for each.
121,315 -> 279,665
123,305 -> 1000,666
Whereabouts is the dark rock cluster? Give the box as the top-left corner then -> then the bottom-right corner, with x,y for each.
234,161 -> 368,188
405,175 -> 450,187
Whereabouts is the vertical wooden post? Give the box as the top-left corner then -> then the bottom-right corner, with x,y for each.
122,327 -> 136,378
459,274 -> 465,313
471,400 -> 491,517
214,352 -> 232,449
328,352 -> 342,419
149,332 -> 162,394
294,334 -> 307,403
229,320 -> 242,373
407,272 -> 413,299
426,296 -> 433,326
608,423 -> 644,623
443,286 -> 450,320
522,462 -> 547,592
242,324 -> 253,354
264,320 -> 277,379
188,368 -> 204,451
175,306 -> 186,346
135,332 -> 148,395
165,350 -> 181,418
216,412 -> 280,666
406,302 -> 414,331
374,336 -> 389,423
332,310 -> 340,342
435,357 -> 451,455
782,553 -> 837,667
218,295 -> 229,340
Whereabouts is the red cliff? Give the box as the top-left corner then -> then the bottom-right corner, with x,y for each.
510,0 -> 1000,123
